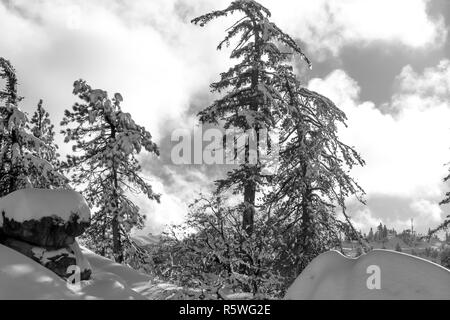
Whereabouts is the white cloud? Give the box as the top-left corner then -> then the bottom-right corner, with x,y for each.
351,198 -> 445,234
349,208 -> 382,232
133,166 -> 214,234
309,60 -> 450,199
308,60 -> 450,232
175,0 -> 447,58
263,0 -> 447,59
410,199 -> 444,225
162,0 -> 447,60
393,59 -> 450,111
0,0 -> 230,233
1,0 -> 446,142
0,0 -> 230,147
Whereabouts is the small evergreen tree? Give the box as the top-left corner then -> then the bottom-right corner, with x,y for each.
27,99 -> 62,187
383,224 -> 388,240
368,228 -> 374,242
376,223 -> 383,241
395,243 -> 402,252
61,79 -> 160,263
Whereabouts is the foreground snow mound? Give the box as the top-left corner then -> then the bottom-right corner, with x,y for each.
0,243 -> 183,300
81,247 -> 185,299
0,188 -> 90,226
285,249 -> 450,300
0,243 -> 139,300
0,244 -> 77,300
3,238 -> 92,280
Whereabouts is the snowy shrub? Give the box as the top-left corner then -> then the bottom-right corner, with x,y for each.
440,247 -> 450,269
150,194 -> 360,299
150,196 -> 286,299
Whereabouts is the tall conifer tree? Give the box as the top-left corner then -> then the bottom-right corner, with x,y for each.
61,79 -> 160,263
192,0 -> 311,234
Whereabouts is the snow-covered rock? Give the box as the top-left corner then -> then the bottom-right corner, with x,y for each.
0,188 -> 90,247
0,188 -> 90,225
285,249 -> 450,300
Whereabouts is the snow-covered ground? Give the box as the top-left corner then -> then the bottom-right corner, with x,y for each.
0,243 -> 181,300
3,242 -> 449,300
285,249 -> 450,300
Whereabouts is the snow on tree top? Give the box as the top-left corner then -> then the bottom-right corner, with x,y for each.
0,188 -> 91,227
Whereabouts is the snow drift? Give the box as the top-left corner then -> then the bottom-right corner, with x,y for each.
0,243 -> 183,300
285,249 -> 450,300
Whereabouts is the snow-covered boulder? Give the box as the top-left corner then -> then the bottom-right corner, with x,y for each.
0,189 -> 90,247
285,249 -> 450,300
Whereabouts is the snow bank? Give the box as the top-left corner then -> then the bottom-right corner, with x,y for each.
0,243 -> 146,299
81,246 -> 184,299
0,244 -> 78,300
0,188 -> 90,226
0,243 -> 182,300
285,249 -> 450,300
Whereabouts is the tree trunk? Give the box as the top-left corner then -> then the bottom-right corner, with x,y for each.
110,123 -> 123,263
296,187 -> 312,275
243,181 -> 256,235
9,128 -> 20,194
112,215 -> 123,263
242,24 -> 261,235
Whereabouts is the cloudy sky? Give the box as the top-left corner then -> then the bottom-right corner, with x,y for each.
1,0 -> 450,235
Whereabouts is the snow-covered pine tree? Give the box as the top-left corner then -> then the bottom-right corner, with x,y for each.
368,228 -> 374,241
61,79 -> 160,263
263,68 -> 366,278
26,99 -> 62,187
192,0 -> 311,235
29,99 -> 58,156
0,57 -> 67,196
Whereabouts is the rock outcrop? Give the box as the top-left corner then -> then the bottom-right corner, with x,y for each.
1,214 -> 89,248
0,188 -> 92,281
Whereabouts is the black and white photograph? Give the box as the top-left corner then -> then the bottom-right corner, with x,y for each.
0,0 -> 449,306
